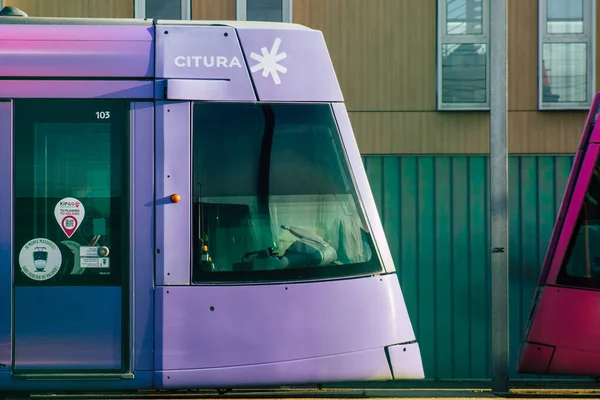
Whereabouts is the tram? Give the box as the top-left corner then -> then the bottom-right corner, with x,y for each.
0,6 -> 424,394
518,92 -> 600,377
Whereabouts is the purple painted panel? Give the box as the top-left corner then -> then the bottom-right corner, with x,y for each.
0,102 -> 12,368
155,348 -> 392,388
14,287 -> 121,369
546,144 -> 600,284
130,102 -> 155,371
0,24 -> 153,41
155,101 -> 191,286
165,79 -> 256,101
0,80 -> 154,99
332,104 -> 396,273
0,25 -> 153,78
155,25 -> 255,100
154,274 -> 416,370
387,342 -> 424,379
236,28 -> 343,102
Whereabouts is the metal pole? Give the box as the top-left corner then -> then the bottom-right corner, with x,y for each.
489,0 -> 509,394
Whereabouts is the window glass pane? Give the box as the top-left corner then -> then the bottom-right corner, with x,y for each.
246,0 -> 282,22
441,43 -> 487,104
13,100 -> 128,287
145,0 -> 181,19
191,102 -> 382,283
542,43 -> 587,104
558,156 -> 600,289
446,0 -> 483,35
546,0 -> 584,34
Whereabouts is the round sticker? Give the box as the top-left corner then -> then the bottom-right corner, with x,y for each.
18,238 -> 62,281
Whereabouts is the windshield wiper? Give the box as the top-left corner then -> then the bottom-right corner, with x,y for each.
257,105 -> 276,246
257,104 -> 275,212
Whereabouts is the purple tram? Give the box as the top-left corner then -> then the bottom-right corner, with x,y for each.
0,6 -> 424,394
518,92 -> 600,377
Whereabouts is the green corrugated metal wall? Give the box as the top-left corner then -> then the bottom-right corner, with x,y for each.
362,155 -> 575,381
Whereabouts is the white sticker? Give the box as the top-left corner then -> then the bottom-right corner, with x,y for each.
19,238 -> 62,281
80,257 -> 99,268
80,257 -> 110,269
80,246 -> 99,257
54,197 -> 85,238
99,257 -> 110,268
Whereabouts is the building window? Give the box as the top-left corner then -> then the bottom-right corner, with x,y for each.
135,0 -> 191,20
237,0 -> 292,23
539,0 -> 595,110
437,0 -> 490,110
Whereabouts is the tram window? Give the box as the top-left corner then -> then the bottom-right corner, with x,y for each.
558,162 -> 600,288
191,103 -> 383,283
13,99 -> 128,287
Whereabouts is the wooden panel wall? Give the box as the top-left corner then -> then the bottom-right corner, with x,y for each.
3,0 -> 133,18
191,0 -> 236,20
350,112 -> 490,155
508,0 -> 537,111
293,0 -> 436,112
293,0 -> 597,155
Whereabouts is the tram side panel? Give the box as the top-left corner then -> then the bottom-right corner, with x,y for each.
0,17 -> 156,391
130,101 -> 156,373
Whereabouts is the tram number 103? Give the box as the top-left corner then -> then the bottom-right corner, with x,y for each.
96,111 -> 111,120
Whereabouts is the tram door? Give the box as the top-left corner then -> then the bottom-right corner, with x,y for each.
11,99 -> 130,375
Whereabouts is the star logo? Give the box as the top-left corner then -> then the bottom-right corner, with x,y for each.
250,38 -> 288,85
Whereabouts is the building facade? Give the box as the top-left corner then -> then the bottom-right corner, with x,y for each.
1,0 -> 595,384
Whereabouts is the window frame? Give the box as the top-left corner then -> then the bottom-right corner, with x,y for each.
134,0 -> 191,20
12,98 -> 131,288
189,101 -> 385,285
236,0 -> 293,23
556,146 -> 600,289
538,0 -> 596,110
437,0 -> 491,111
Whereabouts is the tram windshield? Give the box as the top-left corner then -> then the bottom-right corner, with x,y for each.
559,160 -> 600,288
191,102 -> 382,283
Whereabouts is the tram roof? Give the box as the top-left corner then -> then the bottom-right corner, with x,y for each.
0,14 -> 312,31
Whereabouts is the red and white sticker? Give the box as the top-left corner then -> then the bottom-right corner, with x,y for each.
54,197 -> 86,238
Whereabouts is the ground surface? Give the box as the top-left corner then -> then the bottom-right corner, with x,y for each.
15,388 -> 600,400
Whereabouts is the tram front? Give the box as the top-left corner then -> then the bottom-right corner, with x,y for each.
518,93 -> 600,377
152,20 -> 425,387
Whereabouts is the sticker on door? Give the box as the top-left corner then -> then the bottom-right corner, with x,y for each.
54,197 -> 86,238
18,238 -> 62,281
